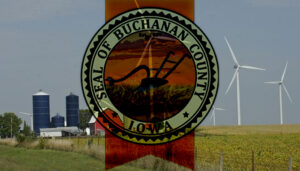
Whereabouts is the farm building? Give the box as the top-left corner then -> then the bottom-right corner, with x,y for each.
88,116 -> 105,136
40,127 -> 80,137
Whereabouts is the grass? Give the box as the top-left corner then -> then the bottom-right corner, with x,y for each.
106,84 -> 194,122
0,124 -> 299,170
0,141 -> 184,171
0,145 -> 106,171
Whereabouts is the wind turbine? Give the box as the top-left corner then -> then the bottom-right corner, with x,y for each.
265,62 -> 293,125
135,32 -> 178,68
19,112 -> 33,131
224,37 -> 265,126
210,106 -> 225,126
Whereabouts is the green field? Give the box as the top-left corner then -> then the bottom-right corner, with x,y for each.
0,145 -> 145,171
0,124 -> 299,170
0,145 -> 106,170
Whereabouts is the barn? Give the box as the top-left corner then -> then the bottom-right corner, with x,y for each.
88,116 -> 105,136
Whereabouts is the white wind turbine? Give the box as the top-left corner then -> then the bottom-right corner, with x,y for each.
19,112 -> 33,131
225,37 -> 265,126
210,106 -> 225,126
135,33 -> 178,68
265,62 -> 293,125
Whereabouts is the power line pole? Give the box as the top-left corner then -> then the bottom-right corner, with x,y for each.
252,150 -> 255,171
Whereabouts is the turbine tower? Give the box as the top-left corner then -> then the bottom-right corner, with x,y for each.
19,112 -> 33,131
225,37 -> 265,125
210,106 -> 225,126
265,62 -> 293,125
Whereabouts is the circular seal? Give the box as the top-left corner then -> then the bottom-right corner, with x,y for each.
81,8 -> 219,144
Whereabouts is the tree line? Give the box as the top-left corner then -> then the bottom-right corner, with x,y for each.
0,113 -> 22,138
0,110 -> 92,138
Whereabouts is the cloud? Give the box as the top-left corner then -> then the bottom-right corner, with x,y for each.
247,0 -> 300,7
0,0 -> 103,23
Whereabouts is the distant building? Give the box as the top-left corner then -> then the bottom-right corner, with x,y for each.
51,114 -> 65,128
88,116 -> 105,136
33,90 -> 50,134
40,127 -> 80,137
88,108 -> 124,136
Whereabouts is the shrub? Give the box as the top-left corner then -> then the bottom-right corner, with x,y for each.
87,138 -> 93,148
16,134 -> 26,144
38,138 -> 47,149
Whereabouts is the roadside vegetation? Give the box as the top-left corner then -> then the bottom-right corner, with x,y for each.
0,124 -> 299,170
0,145 -> 105,171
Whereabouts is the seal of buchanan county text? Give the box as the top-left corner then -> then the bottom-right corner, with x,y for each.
81,8 -> 219,144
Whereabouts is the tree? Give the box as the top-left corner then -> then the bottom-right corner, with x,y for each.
0,113 -> 22,138
23,121 -> 32,136
79,109 -> 92,130
0,115 -> 3,138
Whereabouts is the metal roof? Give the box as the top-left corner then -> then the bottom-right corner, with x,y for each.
40,127 -> 79,133
89,116 -> 96,124
33,90 -> 49,96
52,113 -> 64,118
67,92 -> 78,97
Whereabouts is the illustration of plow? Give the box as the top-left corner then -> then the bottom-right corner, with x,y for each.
105,51 -> 190,92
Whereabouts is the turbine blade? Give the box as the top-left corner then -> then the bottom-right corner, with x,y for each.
240,65 -> 265,71
281,62 -> 288,82
282,84 -> 293,103
225,69 -> 238,94
224,37 -> 239,65
134,0 -> 140,8
135,37 -> 152,67
19,112 -> 32,116
155,36 -> 177,41
215,108 -> 225,111
264,81 -> 280,84
134,0 -> 144,16
144,37 -> 152,53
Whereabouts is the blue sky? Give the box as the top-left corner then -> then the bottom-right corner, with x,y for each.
0,0 -> 299,126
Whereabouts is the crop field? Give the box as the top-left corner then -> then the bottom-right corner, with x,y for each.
105,84 -> 194,121
62,124 -> 300,170
194,125 -> 300,170
0,124 -> 299,170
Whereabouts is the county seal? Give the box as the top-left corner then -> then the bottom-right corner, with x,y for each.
81,8 -> 219,144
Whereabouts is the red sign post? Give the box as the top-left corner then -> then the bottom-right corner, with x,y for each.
104,1 -> 196,169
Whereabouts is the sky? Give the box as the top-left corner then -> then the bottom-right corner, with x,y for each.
0,0 -> 299,126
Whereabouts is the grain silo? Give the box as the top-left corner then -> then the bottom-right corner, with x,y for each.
51,114 -> 65,128
33,90 -> 50,134
66,93 -> 79,127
